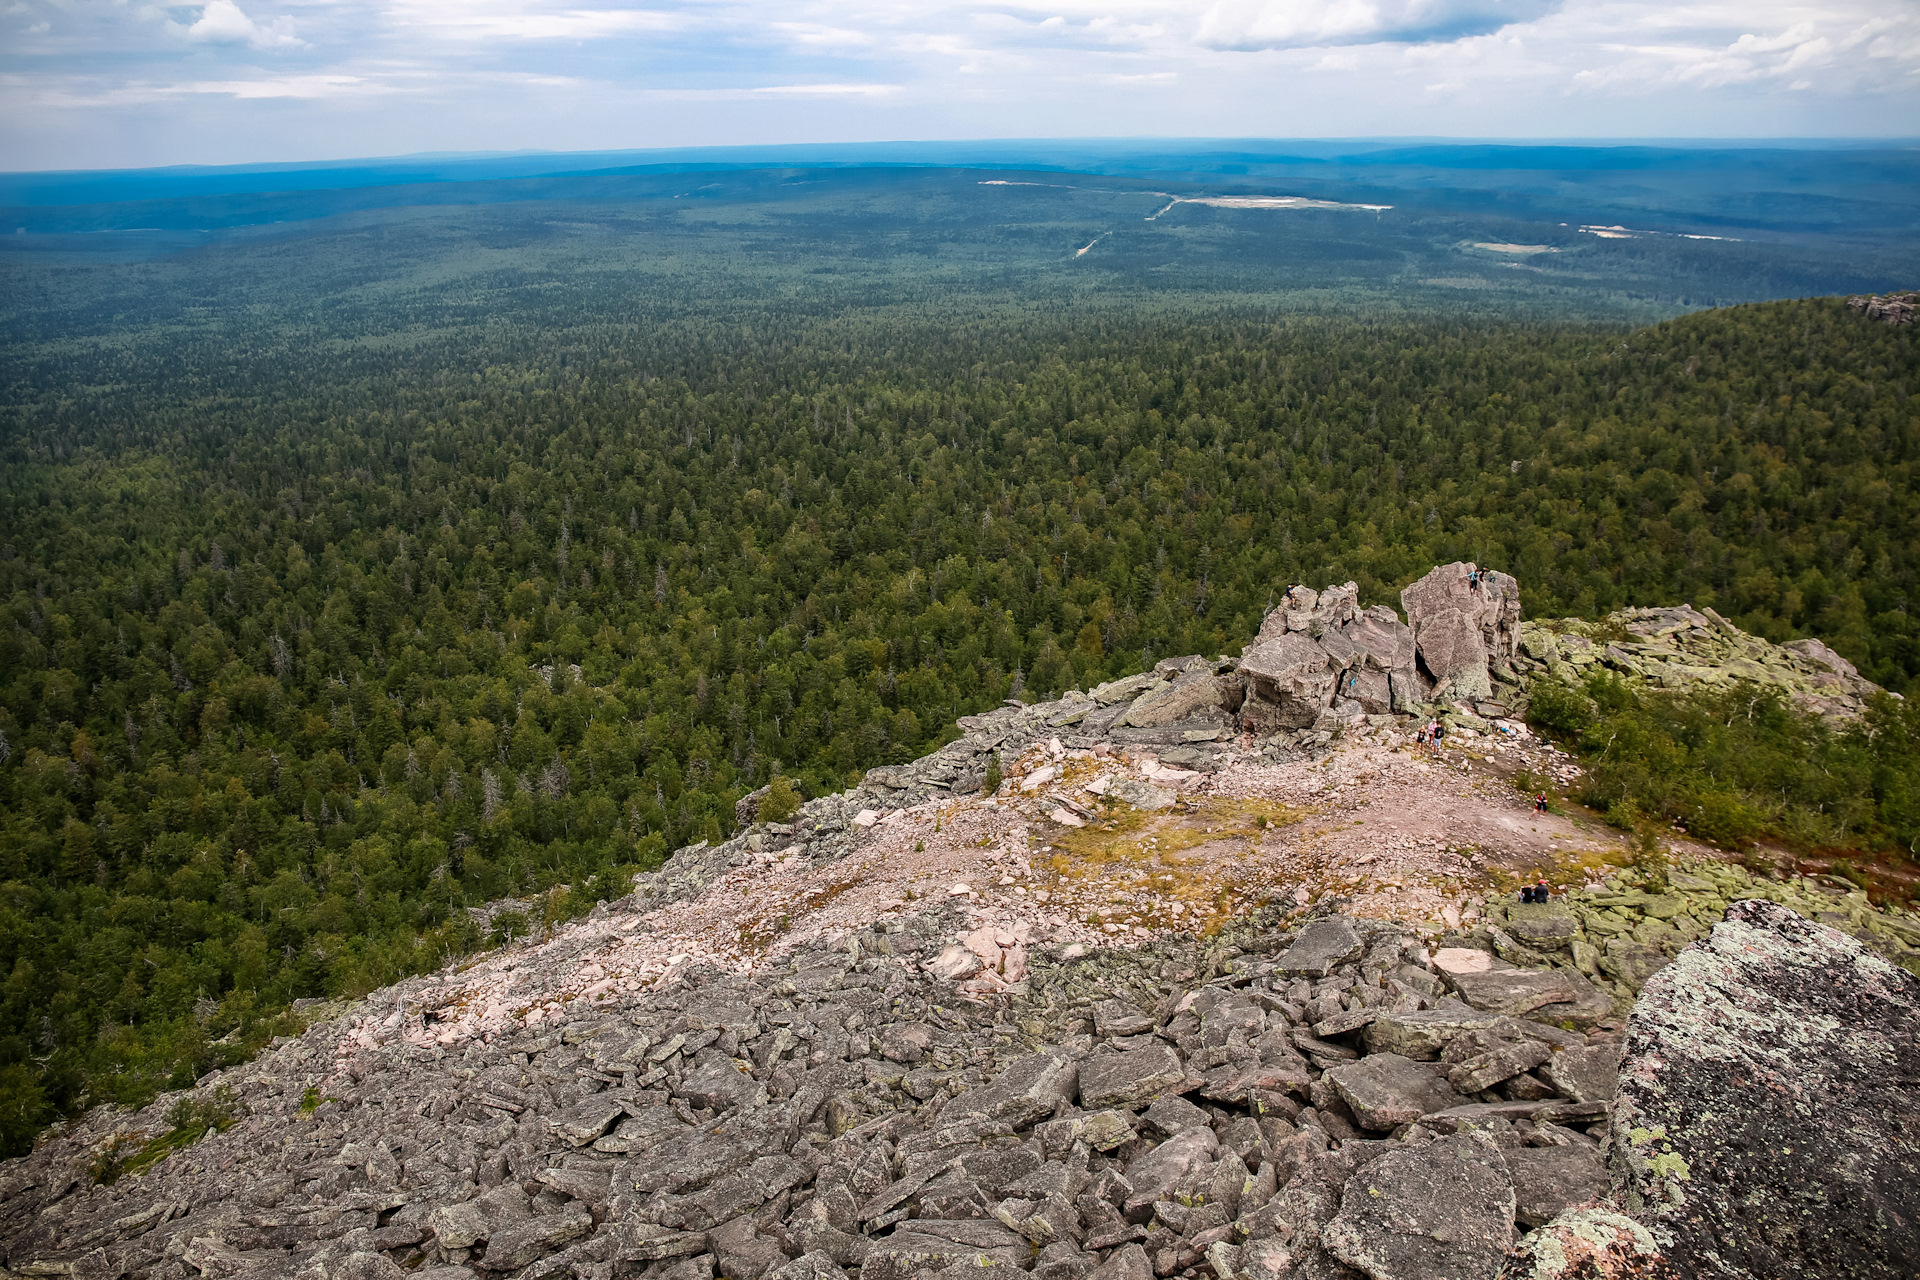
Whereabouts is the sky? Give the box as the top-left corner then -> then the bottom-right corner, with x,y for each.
2,0 -> 1917,172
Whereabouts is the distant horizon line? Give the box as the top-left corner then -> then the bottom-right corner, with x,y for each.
6,134 -> 1918,180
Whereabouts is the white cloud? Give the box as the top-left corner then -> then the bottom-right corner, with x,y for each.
1194,0 -> 1565,50
385,1 -> 683,42
180,73 -> 376,97
5,0 -> 1920,167
642,81 -> 903,98
186,0 -> 302,48
1568,5 -> 1920,93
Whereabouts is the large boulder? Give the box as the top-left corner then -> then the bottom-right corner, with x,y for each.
946,1047 -> 1082,1128
1512,899 -> 1920,1279
1605,899 -> 1920,1279
1400,563 -> 1520,702
1274,917 -> 1364,978
1121,669 -> 1226,728
1122,1125 -> 1218,1218
1237,633 -> 1336,730
1346,606 -> 1416,671
1077,1045 -> 1187,1110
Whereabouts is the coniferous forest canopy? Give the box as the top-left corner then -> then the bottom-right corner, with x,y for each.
1,161 -> 1918,1153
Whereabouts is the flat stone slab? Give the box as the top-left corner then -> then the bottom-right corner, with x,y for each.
859,1229 -> 1025,1280
1323,1053 -> 1462,1131
1450,967 -> 1612,1026
1092,998 -> 1155,1038
1275,917 -> 1364,978
1445,1038 -> 1550,1094
1502,903 -> 1577,948
554,1095 -> 629,1146
1077,1044 -> 1187,1110
1431,947 -> 1495,976
1321,1130 -> 1515,1280
1418,1100 -> 1566,1129
1538,1042 -> 1621,1103
475,1209 -> 593,1270
1141,1093 -> 1213,1136
1312,1009 -> 1376,1039
1365,1009 -> 1505,1060
1122,1125 -> 1218,1217
945,1048 -> 1080,1128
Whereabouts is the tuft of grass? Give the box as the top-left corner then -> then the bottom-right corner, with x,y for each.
93,1088 -> 237,1185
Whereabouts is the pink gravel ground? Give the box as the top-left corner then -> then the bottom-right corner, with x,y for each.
334,726 -> 1705,1063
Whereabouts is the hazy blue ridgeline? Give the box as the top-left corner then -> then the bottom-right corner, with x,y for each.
3,140 -> 1917,239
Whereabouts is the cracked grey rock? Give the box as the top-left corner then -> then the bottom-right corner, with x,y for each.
1322,1055 -> 1461,1132
1321,1131 -> 1514,1280
1504,1145 -> 1606,1229
1273,919 -> 1364,979
1537,1043 -> 1620,1104
1076,1046 -> 1186,1111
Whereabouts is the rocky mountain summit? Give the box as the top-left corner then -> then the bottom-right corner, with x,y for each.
5,564 -> 1918,1280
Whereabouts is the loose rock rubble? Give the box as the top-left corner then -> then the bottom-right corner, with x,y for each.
6,567 -> 1920,1280
0,904 -> 1638,1280
12,898 -> 1910,1280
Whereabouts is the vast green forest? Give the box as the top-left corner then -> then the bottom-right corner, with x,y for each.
1,173 -> 1917,1153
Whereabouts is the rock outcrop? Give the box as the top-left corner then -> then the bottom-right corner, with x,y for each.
1399,564 -> 1520,705
1847,291 -> 1916,324
1511,604 -> 1890,723
1507,899 -> 1920,1279
1236,563 -> 1516,740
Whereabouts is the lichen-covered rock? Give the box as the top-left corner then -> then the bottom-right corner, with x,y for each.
1497,1208 -> 1665,1280
1120,670 -> 1226,728
1365,1009 -> 1506,1060
1595,939 -> 1669,993
1238,634 -> 1336,730
1605,898 -> 1920,1279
